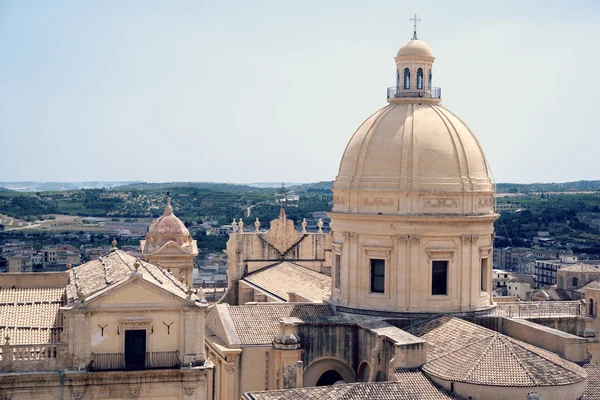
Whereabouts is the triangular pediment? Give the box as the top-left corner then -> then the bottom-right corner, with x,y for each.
262,208 -> 303,254
151,240 -> 196,255
82,275 -> 191,308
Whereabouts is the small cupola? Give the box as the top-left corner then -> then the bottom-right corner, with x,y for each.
389,14 -> 439,101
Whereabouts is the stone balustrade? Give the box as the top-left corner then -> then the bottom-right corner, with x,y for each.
1,340 -> 66,372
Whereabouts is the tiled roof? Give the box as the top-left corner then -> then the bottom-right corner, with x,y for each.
545,287 -> 572,301
0,286 -> 65,345
583,280 -> 600,290
242,262 -> 331,302
582,362 -> 600,399
66,249 -> 197,302
225,303 -> 333,345
559,264 -> 600,273
489,300 -> 583,318
244,375 -> 461,400
406,316 -> 586,386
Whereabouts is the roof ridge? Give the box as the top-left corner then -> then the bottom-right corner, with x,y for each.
426,333 -> 495,364
497,335 -> 541,385
504,335 -> 585,379
113,250 -> 134,272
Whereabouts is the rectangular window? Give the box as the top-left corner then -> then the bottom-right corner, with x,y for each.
431,260 -> 448,295
334,254 -> 341,289
480,258 -> 488,291
370,259 -> 385,293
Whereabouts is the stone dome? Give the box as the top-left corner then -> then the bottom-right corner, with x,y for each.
396,39 -> 433,58
332,101 -> 495,216
146,198 -> 191,247
334,102 -> 493,193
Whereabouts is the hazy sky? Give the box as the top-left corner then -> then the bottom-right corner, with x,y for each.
1,0 -> 599,184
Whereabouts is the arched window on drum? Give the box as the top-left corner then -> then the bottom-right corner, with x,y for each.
403,68 -> 410,90
417,68 -> 423,89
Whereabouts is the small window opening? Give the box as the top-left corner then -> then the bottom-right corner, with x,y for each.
480,258 -> 488,291
335,254 -> 341,289
590,299 -> 595,317
572,277 -> 579,287
432,260 -> 448,295
403,68 -> 410,90
370,259 -> 385,293
417,68 -> 423,89
428,69 -> 432,88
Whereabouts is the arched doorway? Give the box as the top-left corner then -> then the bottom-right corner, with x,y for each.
356,361 -> 371,382
303,357 -> 355,387
316,370 -> 343,386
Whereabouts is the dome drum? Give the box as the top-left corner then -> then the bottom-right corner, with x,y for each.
332,191 -> 495,216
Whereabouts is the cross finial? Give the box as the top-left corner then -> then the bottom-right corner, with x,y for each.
410,13 -> 421,40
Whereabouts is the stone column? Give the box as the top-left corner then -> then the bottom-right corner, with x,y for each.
396,235 -> 409,310
408,236 -> 421,311
272,317 -> 302,389
469,235 -> 480,309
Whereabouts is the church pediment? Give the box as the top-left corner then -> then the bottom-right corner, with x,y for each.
262,208 -> 304,254
79,275 -> 193,309
149,240 -> 197,255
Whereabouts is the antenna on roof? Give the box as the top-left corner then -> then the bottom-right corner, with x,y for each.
410,13 -> 421,40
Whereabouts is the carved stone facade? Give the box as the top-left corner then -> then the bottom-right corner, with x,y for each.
224,208 -> 332,305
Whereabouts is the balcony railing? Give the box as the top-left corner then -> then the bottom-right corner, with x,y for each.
1,343 -> 66,372
387,86 -> 441,100
89,350 -> 181,371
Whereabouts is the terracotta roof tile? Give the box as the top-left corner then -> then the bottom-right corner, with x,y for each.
559,264 -> 600,273
226,303 -> 333,345
242,262 -> 331,302
244,372 -> 461,400
0,286 -> 65,345
406,316 -> 586,387
66,249 -> 198,302
582,362 -> 600,399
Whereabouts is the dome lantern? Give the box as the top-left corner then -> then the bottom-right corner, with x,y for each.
389,15 -> 439,102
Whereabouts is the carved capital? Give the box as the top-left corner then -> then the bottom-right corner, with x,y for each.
396,235 -> 409,243
462,234 -> 480,244
72,388 -> 85,400
224,364 -> 236,374
0,393 -> 12,400
183,385 -> 195,396
409,235 -> 421,244
125,385 -> 141,399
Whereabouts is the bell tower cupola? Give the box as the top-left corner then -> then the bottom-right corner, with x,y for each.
389,14 -> 440,102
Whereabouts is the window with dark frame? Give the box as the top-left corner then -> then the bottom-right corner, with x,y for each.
370,259 -> 385,293
431,260 -> 448,295
480,258 -> 488,291
335,254 -> 341,289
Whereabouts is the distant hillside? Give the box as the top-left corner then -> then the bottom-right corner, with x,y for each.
0,181 -> 142,192
496,180 -> 600,193
117,181 -> 273,194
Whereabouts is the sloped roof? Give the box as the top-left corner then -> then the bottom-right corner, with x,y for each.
66,249 -> 198,302
559,263 -> 600,273
244,378 -> 460,400
405,316 -> 586,387
583,280 -> 600,290
582,362 -> 600,399
222,303 -> 333,345
0,286 -> 64,345
242,262 -> 331,302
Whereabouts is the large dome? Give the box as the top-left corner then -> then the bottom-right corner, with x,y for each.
332,102 -> 494,215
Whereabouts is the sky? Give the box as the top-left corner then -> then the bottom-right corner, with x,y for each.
0,0 -> 599,184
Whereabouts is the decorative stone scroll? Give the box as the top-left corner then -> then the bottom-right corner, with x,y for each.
333,196 -> 346,206
396,235 -> 409,243
183,385 -> 195,396
423,198 -> 459,208
477,197 -> 493,208
462,234 -> 480,244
